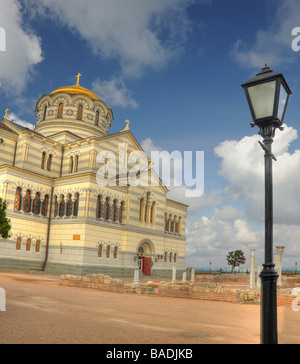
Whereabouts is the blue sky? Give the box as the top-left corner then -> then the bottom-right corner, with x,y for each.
1,0 -> 300,269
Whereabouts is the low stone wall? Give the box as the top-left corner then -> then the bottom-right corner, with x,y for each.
59,274 -> 125,294
59,274 -> 299,307
58,275 -> 257,304
195,273 -> 250,284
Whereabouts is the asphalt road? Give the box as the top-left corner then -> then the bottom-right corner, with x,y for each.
0,272 -> 299,344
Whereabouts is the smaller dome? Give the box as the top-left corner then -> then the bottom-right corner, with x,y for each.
50,73 -> 101,101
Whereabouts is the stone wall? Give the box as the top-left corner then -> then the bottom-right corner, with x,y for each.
59,274 -> 258,304
58,274 -> 300,307
59,274 -> 124,293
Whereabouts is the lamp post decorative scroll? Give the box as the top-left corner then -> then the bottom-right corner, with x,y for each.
241,65 -> 292,345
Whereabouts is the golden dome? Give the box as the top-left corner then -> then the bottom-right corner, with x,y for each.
50,73 -> 101,101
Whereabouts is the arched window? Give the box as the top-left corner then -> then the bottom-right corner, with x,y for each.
95,110 -> 100,126
165,214 -> 169,232
150,202 -> 156,224
98,244 -> 103,258
120,201 -> 125,224
59,195 -> 65,217
112,199 -> 117,221
57,103 -> 64,118
96,195 -> 101,219
69,156 -> 74,173
178,217 -> 182,235
74,155 -> 79,172
26,238 -> 31,252
23,190 -> 31,213
66,194 -> 73,217
114,246 -> 118,259
77,105 -> 83,120
43,106 -> 47,121
41,152 -> 46,169
175,218 -> 178,234
35,240 -> 41,253
170,217 -> 174,233
47,154 -> 52,171
54,196 -> 58,218
104,197 -> 109,220
14,187 -> 21,211
106,245 -> 110,259
145,192 -> 151,223
16,237 -> 21,251
42,195 -> 49,217
139,198 -> 145,222
32,192 -> 40,215
73,193 -> 79,217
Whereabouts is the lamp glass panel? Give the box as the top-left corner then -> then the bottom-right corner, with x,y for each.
248,80 -> 276,120
278,84 -> 288,122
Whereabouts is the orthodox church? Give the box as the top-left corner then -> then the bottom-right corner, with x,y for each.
0,74 -> 188,277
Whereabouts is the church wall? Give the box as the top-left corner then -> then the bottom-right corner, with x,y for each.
0,133 -> 17,166
14,134 -> 63,178
0,162 -> 187,277
0,214 -> 49,271
0,168 -> 52,271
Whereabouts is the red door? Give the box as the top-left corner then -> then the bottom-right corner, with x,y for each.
142,257 -> 151,276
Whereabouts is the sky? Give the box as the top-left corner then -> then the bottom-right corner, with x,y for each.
1,0 -> 300,269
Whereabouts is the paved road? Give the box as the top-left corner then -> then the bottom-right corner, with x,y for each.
0,272 -> 299,344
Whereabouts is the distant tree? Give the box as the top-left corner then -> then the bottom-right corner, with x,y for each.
226,250 -> 246,273
0,198 -> 11,239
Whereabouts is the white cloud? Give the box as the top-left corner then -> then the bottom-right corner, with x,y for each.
185,125 -> 300,268
231,0 -> 300,68
25,0 -> 194,78
186,209 -> 300,269
9,112 -> 34,130
185,209 -> 263,268
0,0 -> 43,93
214,124 -> 300,225
92,77 -> 138,109
141,138 -> 211,213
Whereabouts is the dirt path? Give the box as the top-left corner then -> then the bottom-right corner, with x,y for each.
0,272 -> 299,344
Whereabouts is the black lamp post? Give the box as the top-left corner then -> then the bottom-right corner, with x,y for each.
241,65 -> 292,345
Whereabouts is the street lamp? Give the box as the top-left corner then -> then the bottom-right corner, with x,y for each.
241,65 -> 292,345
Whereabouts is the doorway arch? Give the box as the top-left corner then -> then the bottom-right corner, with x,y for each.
136,239 -> 155,276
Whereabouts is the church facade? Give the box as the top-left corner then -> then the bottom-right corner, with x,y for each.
0,75 -> 188,278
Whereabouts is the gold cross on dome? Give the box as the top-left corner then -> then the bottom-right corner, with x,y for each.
4,108 -> 10,120
76,73 -> 82,86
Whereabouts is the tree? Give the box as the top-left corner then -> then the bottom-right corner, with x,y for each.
226,250 -> 246,273
0,198 -> 11,239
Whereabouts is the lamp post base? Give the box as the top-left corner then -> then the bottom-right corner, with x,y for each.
260,263 -> 279,344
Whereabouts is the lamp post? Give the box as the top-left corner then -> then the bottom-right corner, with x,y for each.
241,65 -> 292,345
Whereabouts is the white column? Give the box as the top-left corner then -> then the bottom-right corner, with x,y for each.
250,249 -> 256,289
275,246 -> 285,285
257,265 -> 263,290
172,266 -> 176,283
191,269 -> 195,283
134,270 -> 139,285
